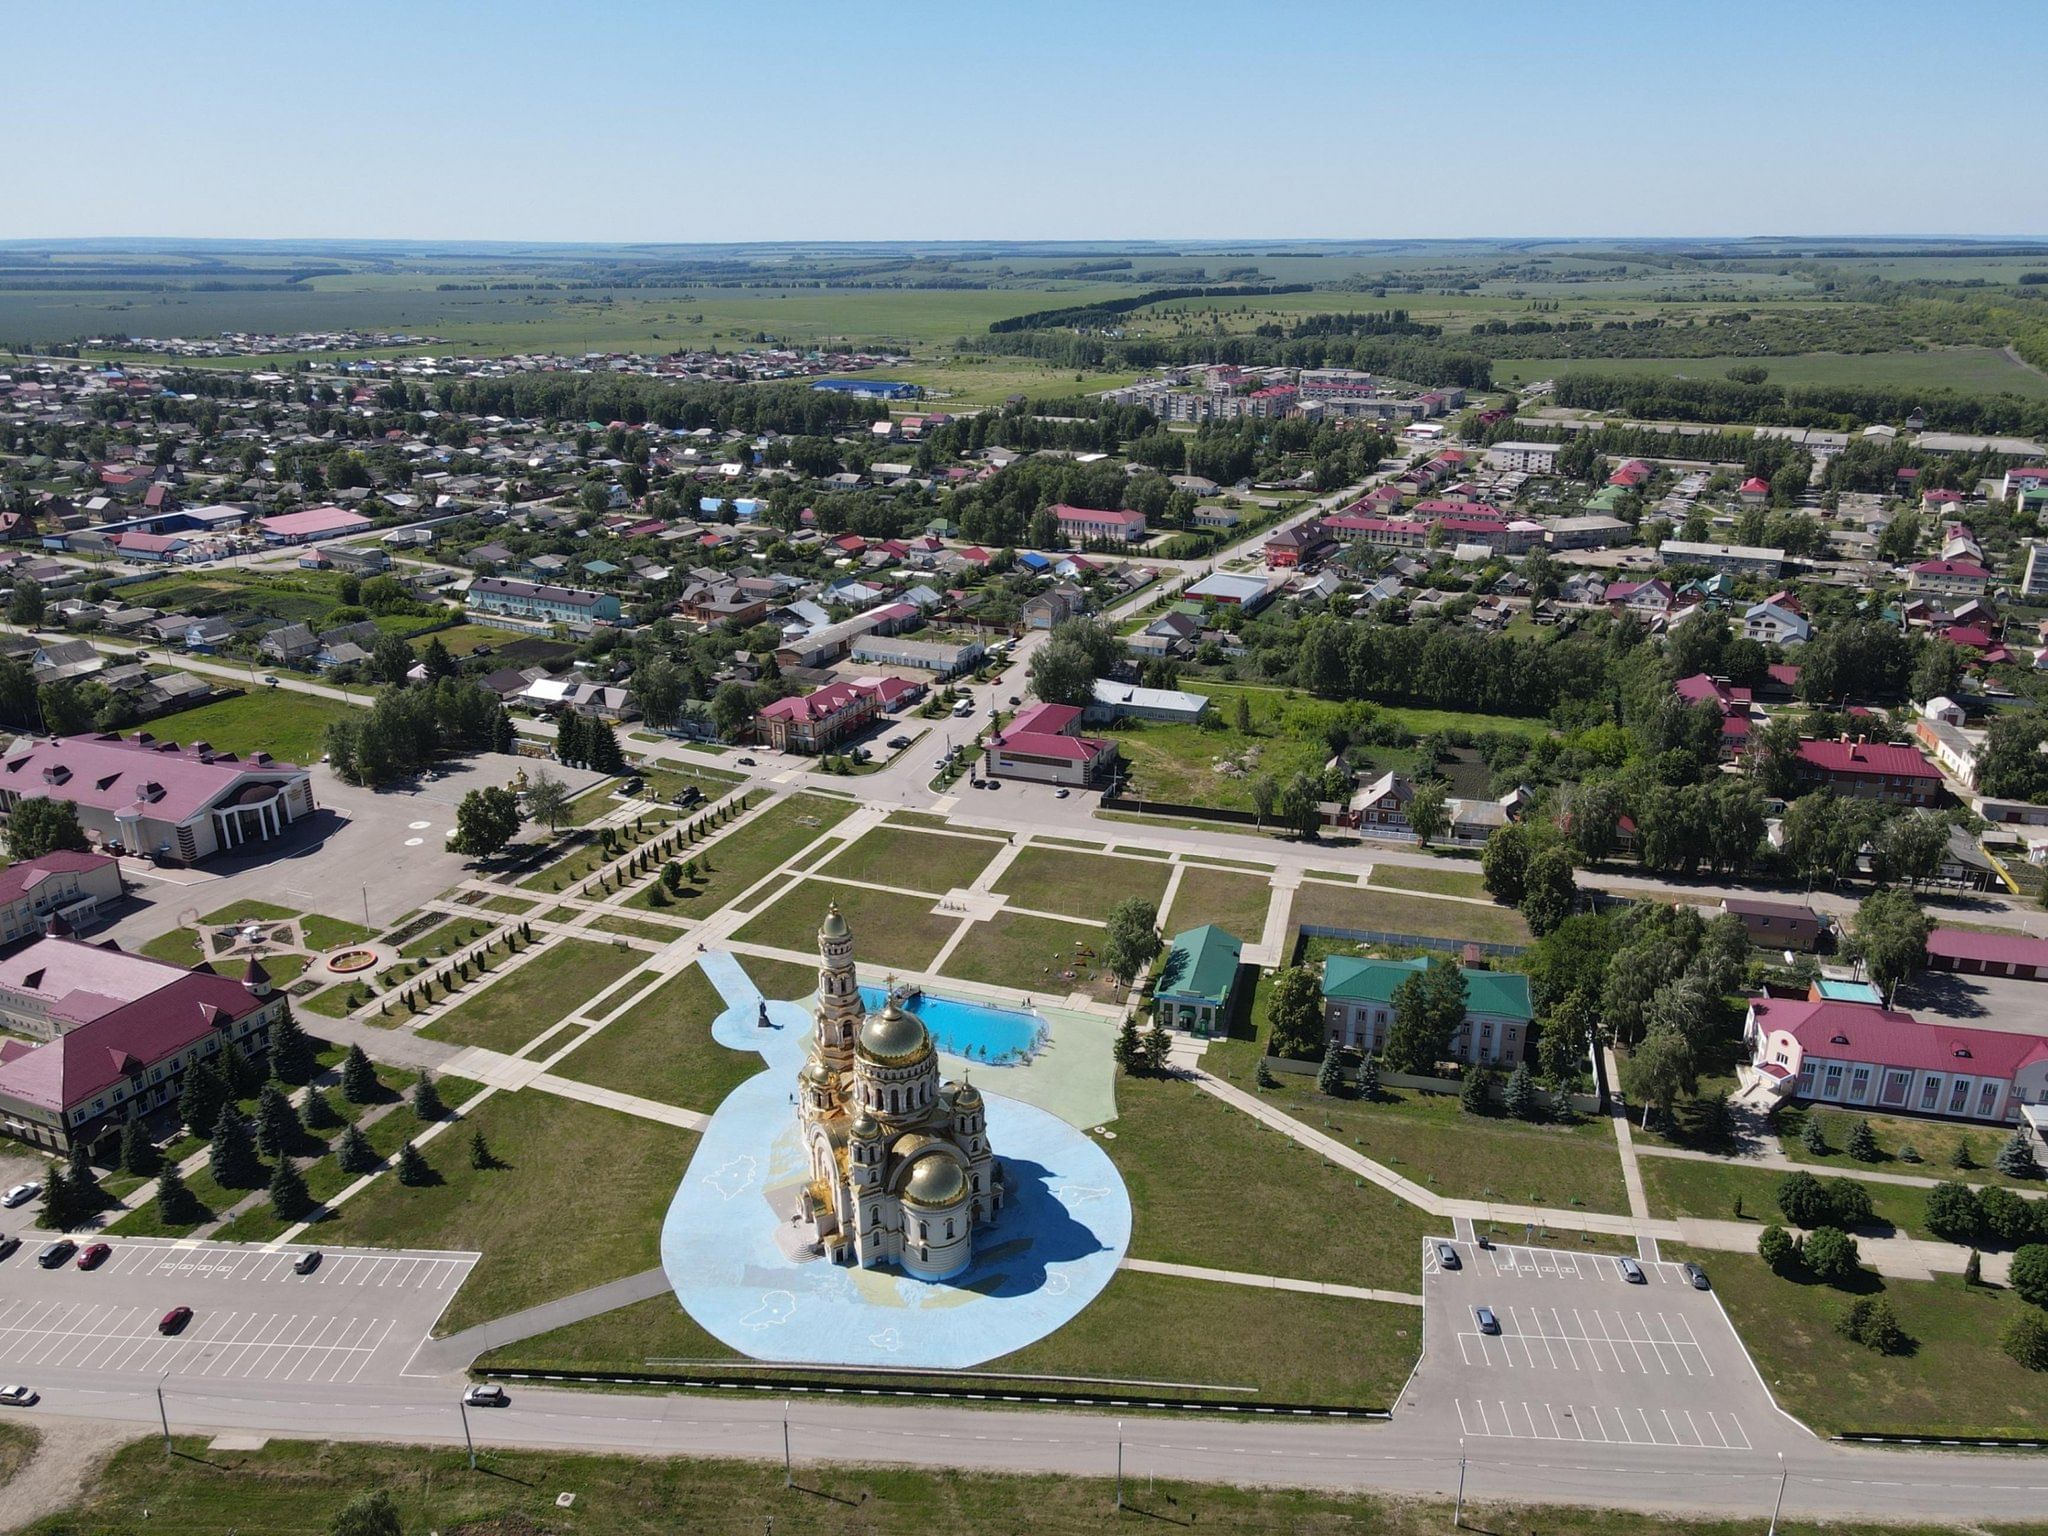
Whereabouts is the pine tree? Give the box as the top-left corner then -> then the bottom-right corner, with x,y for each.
268,1155 -> 312,1221
302,1088 -> 343,1131
469,1129 -> 496,1170
223,1040 -> 264,1098
36,1159 -> 73,1231
1114,1016 -> 1143,1075
1461,1068 -> 1490,1116
1255,1058 -> 1277,1090
1846,1118 -> 1880,1163
255,1082 -> 302,1158
208,1112 -> 263,1189
557,711 -> 587,768
1503,1061 -> 1537,1121
1317,1041 -> 1346,1096
1356,1051 -> 1381,1102
340,1044 -> 377,1104
1952,1138 -> 1976,1170
156,1162 -> 204,1225
395,1140 -> 432,1187
336,1123 -> 379,1175
1801,1114 -> 1829,1155
1143,1018 -> 1172,1075
65,1139 -> 105,1219
1996,1127 -> 2041,1180
179,1057 -> 229,1138
268,1007 -> 316,1086
412,1072 -> 447,1122
119,1118 -> 159,1177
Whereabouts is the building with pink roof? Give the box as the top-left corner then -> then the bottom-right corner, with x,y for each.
0,850 -> 123,946
257,505 -> 373,544
0,732 -> 314,865
983,702 -> 1117,788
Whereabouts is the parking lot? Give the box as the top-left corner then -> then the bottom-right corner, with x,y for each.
1404,1238 -> 1788,1454
0,1239 -> 475,1388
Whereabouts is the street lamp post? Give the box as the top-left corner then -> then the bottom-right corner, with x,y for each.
1454,1436 -> 1466,1529
1115,1420 -> 1124,1511
156,1374 -> 172,1454
459,1393 -> 476,1470
782,1399 -> 792,1489
1768,1451 -> 1787,1536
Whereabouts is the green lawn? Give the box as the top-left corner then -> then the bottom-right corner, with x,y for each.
1637,1155 -> 1940,1242
993,846 -> 1171,922
1108,1074 -> 1433,1293
587,913 -> 685,944
819,824 -> 1005,893
322,1091 -> 696,1335
201,899 -> 374,953
1676,1247 -> 2048,1439
1777,1104 -> 2043,1190
737,955 -> 821,1004
420,939 -> 644,1054
941,911 -> 1125,1003
554,966 -> 759,1112
1369,862 -> 1489,900
144,689 -> 364,764
396,914 -> 500,961
1162,867 -> 1276,943
732,879 -> 962,973
622,793 -> 855,916
1287,880 -> 1531,948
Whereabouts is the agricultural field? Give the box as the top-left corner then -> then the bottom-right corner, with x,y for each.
1492,345 -> 2048,398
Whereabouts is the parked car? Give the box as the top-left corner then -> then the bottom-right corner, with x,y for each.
1474,1306 -> 1499,1335
1435,1242 -> 1460,1270
75,1242 -> 111,1271
1683,1262 -> 1710,1291
0,1235 -> 19,1262
1,1183 -> 38,1209
886,735 -> 911,750
1053,787 -> 1070,799
262,674 -> 280,687
36,1241 -> 75,1269
158,1306 -> 192,1335
1618,1257 -> 1645,1285
0,1385 -> 37,1407
736,756 -> 757,766
293,1251 -> 322,1275
463,1384 -> 509,1407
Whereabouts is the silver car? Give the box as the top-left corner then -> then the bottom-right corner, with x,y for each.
1,1183 -> 38,1210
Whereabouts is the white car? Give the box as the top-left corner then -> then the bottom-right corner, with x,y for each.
0,1384 -> 36,1407
0,1184 -> 37,1210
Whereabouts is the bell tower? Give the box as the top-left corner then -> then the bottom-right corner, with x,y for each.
812,903 -> 860,1070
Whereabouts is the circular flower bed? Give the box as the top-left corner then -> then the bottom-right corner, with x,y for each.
326,947 -> 379,975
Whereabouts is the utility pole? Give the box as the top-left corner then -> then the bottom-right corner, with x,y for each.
1768,1451 -> 1786,1536
459,1393 -> 476,1470
1114,1420 -> 1125,1511
156,1375 -> 171,1454
782,1399 -> 792,1489
1454,1436 -> 1466,1528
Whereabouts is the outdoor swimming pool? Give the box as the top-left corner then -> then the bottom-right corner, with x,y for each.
858,984 -> 1046,1066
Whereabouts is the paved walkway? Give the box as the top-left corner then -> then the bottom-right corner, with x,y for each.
411,1264 -> 675,1375
1119,1256 -> 1421,1307
525,1073 -> 708,1131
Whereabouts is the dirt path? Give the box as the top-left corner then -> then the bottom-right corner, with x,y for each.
2001,343 -> 2048,382
0,1421 -> 142,1534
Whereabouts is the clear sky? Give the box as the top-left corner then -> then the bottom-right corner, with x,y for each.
8,0 -> 2046,243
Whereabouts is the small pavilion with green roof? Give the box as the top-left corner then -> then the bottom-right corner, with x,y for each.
1155,924 -> 1244,1037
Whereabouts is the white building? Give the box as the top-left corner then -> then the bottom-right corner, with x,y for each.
1484,442 -> 1562,474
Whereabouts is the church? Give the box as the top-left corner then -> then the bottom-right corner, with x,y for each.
796,904 -> 1003,1281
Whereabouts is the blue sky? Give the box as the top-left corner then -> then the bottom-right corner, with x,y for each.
8,1 -> 2045,242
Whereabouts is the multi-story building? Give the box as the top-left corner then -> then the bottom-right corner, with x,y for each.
1052,505 -> 1147,544
0,851 -> 123,946
982,702 -> 1117,788
1320,957 -> 1533,1067
1484,441 -> 1563,474
1657,540 -> 1785,578
1783,737 -> 1943,807
754,679 -> 880,755
1906,559 -> 1992,598
2022,542 -> 2048,600
467,577 -> 623,626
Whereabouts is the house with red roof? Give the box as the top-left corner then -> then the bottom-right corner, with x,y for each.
1264,519 -> 1334,569
1603,578 -> 1674,615
754,679 -> 879,755
0,851 -> 123,947
982,702 -> 1117,788
1674,673 -> 1757,758
1908,559 -> 1991,599
1745,995 -> 2048,1125
0,938 -> 287,1153
257,505 -> 373,544
1607,460 -> 1652,489
1738,476 -> 1771,505
1782,736 -> 1943,807
1326,513 -> 1428,550
1923,928 -> 2048,982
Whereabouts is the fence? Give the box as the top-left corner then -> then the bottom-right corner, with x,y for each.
1099,792 -> 1269,828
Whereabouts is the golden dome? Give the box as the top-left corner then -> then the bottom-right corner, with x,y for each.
857,997 -> 931,1064
851,1111 -> 880,1139
820,903 -> 849,941
800,1057 -> 833,1086
953,1079 -> 982,1107
901,1155 -> 967,1208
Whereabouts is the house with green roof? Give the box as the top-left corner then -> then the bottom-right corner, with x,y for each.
1155,924 -> 1244,1037
1320,955 -> 1533,1066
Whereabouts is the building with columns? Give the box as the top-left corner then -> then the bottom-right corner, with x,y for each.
0,732 -> 315,866
795,904 -> 1003,1281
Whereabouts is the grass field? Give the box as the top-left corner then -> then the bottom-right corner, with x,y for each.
143,689 -> 363,764
1776,1104 -> 2043,1190
623,793 -> 855,916
732,879 -> 961,972
1491,345 -> 2048,398
941,911 -> 1124,1002
1675,1247 -> 2048,1439
738,954 -> 822,1004
322,1090 -> 695,1335
993,846 -> 1171,922
1286,880 -> 1531,948
1636,1154 -> 1941,1242
554,965 -> 758,1112
1162,867 -> 1276,942
420,939 -> 643,1054
819,823 -> 1005,893
1108,1074 -> 1433,1293
1368,862 -> 1489,900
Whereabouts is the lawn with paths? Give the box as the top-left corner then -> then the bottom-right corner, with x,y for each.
555,966 -> 759,1113
1162,867 -> 1276,943
992,846 -> 1170,923
731,879 -> 961,973
820,824 -> 1004,894
1777,1104 -> 2044,1190
1636,1154 -> 1940,1242
1106,1074 -> 1433,1294
1674,1247 -> 2048,1439
1286,880 -> 1530,948
322,1091 -> 696,1336
624,793 -> 855,917
941,911 -> 1124,1003
420,939 -> 643,1054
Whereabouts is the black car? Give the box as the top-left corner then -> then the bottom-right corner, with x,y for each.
1683,1262 -> 1710,1291
36,1240 -> 75,1269
0,1235 -> 20,1262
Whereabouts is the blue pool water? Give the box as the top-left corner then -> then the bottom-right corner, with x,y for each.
857,984 -> 1045,1065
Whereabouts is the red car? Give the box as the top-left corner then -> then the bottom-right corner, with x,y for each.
75,1242 -> 111,1271
158,1306 -> 192,1336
